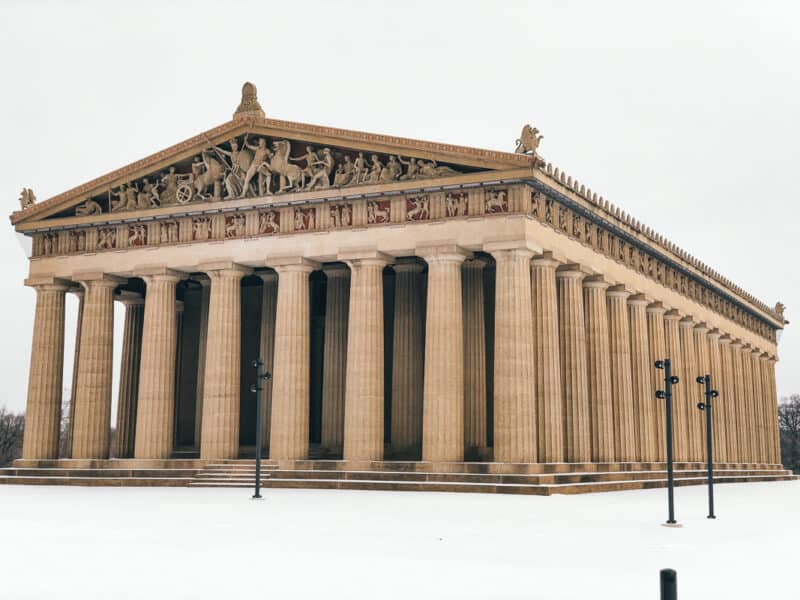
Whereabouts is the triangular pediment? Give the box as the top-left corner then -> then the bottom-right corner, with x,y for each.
11,116 -> 533,226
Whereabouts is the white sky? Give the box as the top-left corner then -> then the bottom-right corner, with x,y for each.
0,0 -> 797,416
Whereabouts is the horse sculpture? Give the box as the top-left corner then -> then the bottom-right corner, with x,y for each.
269,140 -> 306,192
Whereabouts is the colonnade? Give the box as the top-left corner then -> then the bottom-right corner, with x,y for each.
21,242 -> 782,465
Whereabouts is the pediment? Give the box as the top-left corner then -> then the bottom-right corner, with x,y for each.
12,117 -> 533,226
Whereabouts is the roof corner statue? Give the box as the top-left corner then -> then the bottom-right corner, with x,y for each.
233,81 -> 265,120
514,124 -> 546,167
18,188 -> 36,210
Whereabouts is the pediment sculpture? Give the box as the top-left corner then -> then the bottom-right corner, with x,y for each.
19,188 -> 36,210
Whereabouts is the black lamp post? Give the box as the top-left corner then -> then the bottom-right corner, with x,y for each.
655,358 -> 679,525
696,374 -> 719,519
249,358 -> 272,500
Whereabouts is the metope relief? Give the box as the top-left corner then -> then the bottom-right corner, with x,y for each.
406,196 -> 429,221
97,228 -> 117,250
68,230 -> 86,253
445,192 -> 468,217
294,207 -> 316,231
192,217 -> 212,241
367,200 -> 390,224
159,221 -> 179,244
485,189 -> 508,214
258,210 -> 280,234
128,224 -> 147,247
225,214 -> 246,239
330,203 -> 352,228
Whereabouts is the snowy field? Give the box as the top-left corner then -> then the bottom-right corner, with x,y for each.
1,481 -> 797,599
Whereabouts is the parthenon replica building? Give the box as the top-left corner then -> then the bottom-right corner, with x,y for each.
6,83 -> 790,492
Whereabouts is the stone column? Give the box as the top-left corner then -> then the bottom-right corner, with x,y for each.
321,265 -> 350,455
72,274 -> 123,459
21,278 -> 69,460
341,250 -> 388,461
257,272 -> 278,454
679,318 -> 700,461
531,254 -> 564,463
693,324 -> 710,460
629,295 -> 655,462
419,244 -> 469,462
64,288 -> 84,458
391,259 -> 425,458
646,303 -> 667,461
134,269 -> 181,459
730,341 -> 748,461
172,300 -> 184,446
750,349 -> 766,463
199,263 -> 250,460
663,311 -> 686,461
462,258 -> 488,460
556,267 -> 590,463
489,246 -> 536,463
765,356 -> 780,464
268,258 -> 316,461
113,292 -> 144,458
718,337 -> 737,461
707,331 -> 728,463
740,344 -> 756,462
193,277 -> 211,449
607,286 -> 635,462
584,277 -> 613,462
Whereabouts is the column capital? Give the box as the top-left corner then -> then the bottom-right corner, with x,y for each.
322,263 -> 351,278
678,316 -> 695,329
136,266 -> 186,283
646,301 -> 667,315
198,260 -> 253,278
338,248 -> 390,268
708,329 -> 722,341
607,284 -> 632,299
694,322 -> 710,334
628,293 -> 650,307
265,256 -> 320,272
759,352 -> 771,362
556,263 -> 586,280
115,290 -> 144,306
24,276 -> 71,292
392,257 -> 426,274
663,309 -> 683,322
73,272 -> 127,288
416,242 -> 471,264
254,270 -> 278,283
750,347 -> 763,357
718,335 -> 733,345
482,239 -> 540,255
730,339 -> 743,350
583,275 -> 610,290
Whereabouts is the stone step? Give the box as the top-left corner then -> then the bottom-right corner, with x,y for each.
1,468 -> 199,478
0,476 -> 195,487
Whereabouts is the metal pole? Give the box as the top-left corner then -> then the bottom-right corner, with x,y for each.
660,568 -> 677,600
664,359 -> 676,525
250,358 -> 268,500
696,374 -> 718,519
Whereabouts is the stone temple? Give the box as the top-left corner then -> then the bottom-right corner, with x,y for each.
3,82 -> 792,493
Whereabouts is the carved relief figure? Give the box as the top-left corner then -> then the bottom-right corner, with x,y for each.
192,217 -> 211,241
160,167 -> 179,205
97,228 -> 117,250
258,210 -> 280,234
213,139 -> 252,199
406,196 -> 429,221
160,221 -> 179,244
485,189 -> 508,213
75,199 -> 103,216
240,136 -> 273,198
330,203 -> 352,228
367,200 -> 390,224
270,140 -> 305,192
225,214 -> 246,238
128,224 -> 147,246
294,207 -> 316,231
306,148 -> 334,191
41,232 -> 57,255
68,230 -> 86,253
398,156 -> 419,180
19,188 -> 36,210
445,192 -> 468,217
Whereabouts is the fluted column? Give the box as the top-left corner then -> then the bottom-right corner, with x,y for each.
679,318 -> 701,460
173,300 -> 184,445
718,337 -> 737,461
584,277 -> 613,462
707,331 -> 728,463
72,275 -> 122,459
489,246 -> 536,463
750,349 -> 766,463
418,245 -> 469,462
21,278 -> 69,460
557,267 -> 590,462
629,295 -> 655,461
740,344 -> 756,462
342,251 -> 388,461
646,303 -> 667,461
257,272 -> 277,453
728,341 -> 745,461
663,311 -> 686,461
462,258 -> 488,460
193,276 -> 211,449
321,265 -> 350,454
113,292 -> 144,458
200,263 -> 250,460
134,270 -> 181,459
390,259 -> 425,458
693,324 -> 710,460
607,286 -> 635,462
268,259 -> 316,460
64,288 -> 84,458
531,254 -> 563,462
765,356 -> 780,463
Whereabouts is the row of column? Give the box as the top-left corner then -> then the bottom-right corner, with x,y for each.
21,243 -> 782,465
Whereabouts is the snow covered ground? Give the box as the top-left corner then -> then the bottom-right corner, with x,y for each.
0,481 -> 797,599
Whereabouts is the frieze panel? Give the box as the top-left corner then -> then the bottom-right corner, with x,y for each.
225,214 -> 246,238
159,220 -> 180,244
406,196 -> 430,221
128,224 -> 147,247
68,230 -> 86,253
484,189 -> 508,214
192,217 -> 212,241
367,200 -> 390,224
293,207 -> 316,231
445,192 -> 468,217
97,227 -> 116,250
329,203 -> 352,228
258,210 -> 280,234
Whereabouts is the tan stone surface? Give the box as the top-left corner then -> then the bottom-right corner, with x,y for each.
72,275 -> 121,459
321,265 -> 349,454
134,270 -> 181,459
646,303 -> 667,461
664,311 -> 687,461
607,286 -> 635,461
462,258 -> 488,459
193,276 -> 210,449
584,277 -> 613,462
21,281 -> 68,460
342,253 -> 388,461
200,264 -> 249,459
557,267 -> 590,462
679,318 -> 701,461
490,247 -> 536,463
114,293 -> 144,458
730,342 -> 747,461
693,324 -> 710,460
531,255 -> 564,462
707,331 -> 728,463
721,339 -> 740,461
739,345 -> 755,461
420,244 -> 468,462
629,295 -> 655,461
750,350 -> 766,463
390,259 -> 425,458
765,357 -> 780,463
269,260 -> 316,460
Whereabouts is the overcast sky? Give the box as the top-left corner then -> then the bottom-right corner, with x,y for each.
0,0 -> 797,417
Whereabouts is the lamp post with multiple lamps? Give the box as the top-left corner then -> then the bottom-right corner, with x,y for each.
655,358 -> 679,525
696,374 -> 719,519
